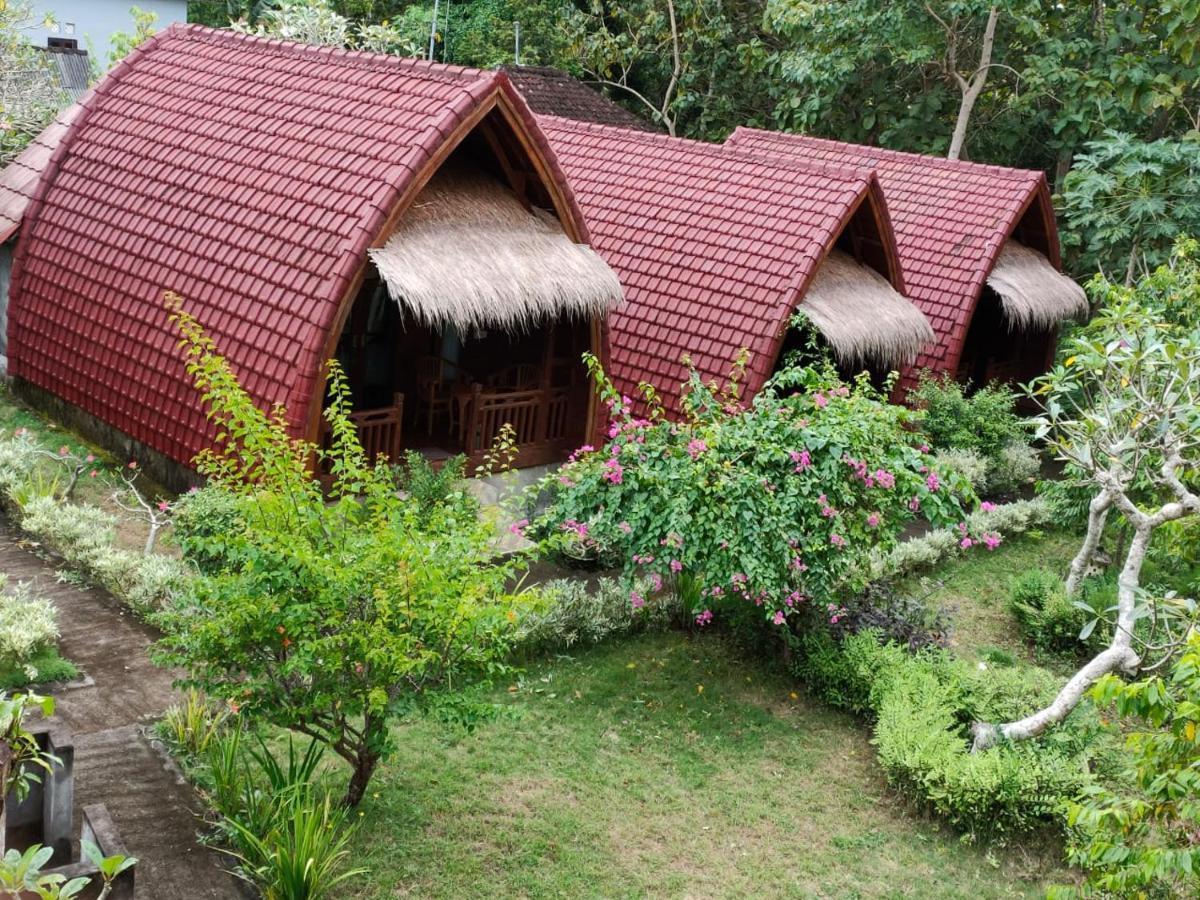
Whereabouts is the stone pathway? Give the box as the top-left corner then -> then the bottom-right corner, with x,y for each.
0,528 -> 242,899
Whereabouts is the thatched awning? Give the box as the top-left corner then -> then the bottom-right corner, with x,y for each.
797,249 -> 934,368
985,240 -> 1088,330
369,165 -> 623,332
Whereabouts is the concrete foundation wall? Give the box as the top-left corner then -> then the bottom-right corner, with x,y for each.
13,378 -> 201,494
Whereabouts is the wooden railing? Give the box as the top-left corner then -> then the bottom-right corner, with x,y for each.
322,393 -> 404,466
460,386 -> 576,461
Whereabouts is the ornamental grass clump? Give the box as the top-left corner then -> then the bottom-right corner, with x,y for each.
533,354 -> 978,631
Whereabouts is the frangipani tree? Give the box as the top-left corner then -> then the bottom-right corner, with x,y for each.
973,242 -> 1200,750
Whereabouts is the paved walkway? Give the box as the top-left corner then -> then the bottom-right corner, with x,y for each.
0,528 -> 242,899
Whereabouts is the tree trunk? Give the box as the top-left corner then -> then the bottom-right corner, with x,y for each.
1065,491 -> 1111,597
972,523 -> 1148,750
947,6 -> 999,161
342,747 -> 381,808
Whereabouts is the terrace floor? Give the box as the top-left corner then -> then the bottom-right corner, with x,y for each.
0,525 -> 241,899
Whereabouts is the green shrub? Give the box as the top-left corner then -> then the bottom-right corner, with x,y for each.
172,486 -> 246,574
1007,569 -> 1093,653
790,628 -> 1094,838
908,373 -> 1025,460
986,442 -> 1041,495
871,497 -> 1054,579
514,576 -> 678,655
0,578 -> 58,664
933,448 -> 989,493
394,450 -> 477,520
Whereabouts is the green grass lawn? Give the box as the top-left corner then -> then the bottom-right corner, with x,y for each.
903,529 -> 1083,671
342,630 -> 1073,899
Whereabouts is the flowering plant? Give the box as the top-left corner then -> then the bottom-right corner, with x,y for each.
534,354 -> 979,628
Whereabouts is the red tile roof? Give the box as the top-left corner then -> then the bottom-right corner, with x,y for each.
8,24 -> 588,468
0,100 -> 87,244
541,116 -> 902,412
726,128 -> 1059,382
502,66 -> 658,132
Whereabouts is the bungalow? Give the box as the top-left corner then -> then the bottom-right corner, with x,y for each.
2,25 -> 622,488
539,116 -> 933,413
726,129 -> 1088,390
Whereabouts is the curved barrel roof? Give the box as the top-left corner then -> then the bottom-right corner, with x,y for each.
8,25 -> 587,466
541,116 -> 912,412
726,128 -> 1061,382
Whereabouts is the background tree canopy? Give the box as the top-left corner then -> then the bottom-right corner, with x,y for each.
175,1 -> 1191,277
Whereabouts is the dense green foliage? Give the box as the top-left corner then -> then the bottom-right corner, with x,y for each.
534,357 -> 975,630
791,628 -> 1098,839
1,1 -> 68,165
1060,633 -> 1200,897
907,372 -> 1038,496
1060,132 -> 1200,283
154,300 -> 538,805
1006,568 -> 1106,655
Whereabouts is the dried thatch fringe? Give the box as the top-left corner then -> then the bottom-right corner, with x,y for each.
985,240 -> 1088,330
797,249 -> 934,368
369,164 -> 623,332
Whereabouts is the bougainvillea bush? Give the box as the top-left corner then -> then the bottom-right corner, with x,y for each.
532,356 -> 982,630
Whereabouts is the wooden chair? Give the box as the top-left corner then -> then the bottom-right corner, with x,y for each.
415,356 -> 459,435
484,363 -> 542,390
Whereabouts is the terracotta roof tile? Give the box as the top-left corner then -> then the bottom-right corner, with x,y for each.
541,116 -> 894,414
727,128 -> 1057,382
8,24 -> 579,468
503,66 -> 659,132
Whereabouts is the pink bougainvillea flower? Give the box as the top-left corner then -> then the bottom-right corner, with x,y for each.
630,591 -> 646,610
508,518 -> 529,536
813,392 -> 828,408
919,444 -> 931,453
908,496 -> 921,511
925,472 -> 940,492
789,449 -> 811,471
830,533 -> 846,547
602,458 -> 624,484
960,537 -> 974,549
88,470 -> 98,478
980,501 -> 996,512
772,610 -> 786,626
686,438 -> 708,460
85,454 -> 95,463
617,521 -> 632,534
157,500 -> 170,512
669,559 -> 683,573
695,609 -> 714,627
983,532 -> 1002,550
874,469 -> 895,489
649,572 -> 663,592
866,513 -> 880,528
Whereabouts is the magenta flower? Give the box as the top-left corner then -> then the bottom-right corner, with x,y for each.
908,496 -> 921,511
874,469 -> 895,489
830,533 -> 846,547
686,438 -> 708,459
983,532 -> 1002,551
919,443 -> 930,453
960,537 -> 973,549
157,500 -> 170,512
813,392 -> 828,408
772,610 -> 786,626
866,513 -> 880,528
649,572 -> 664,592
603,458 -> 624,484
789,449 -> 812,471
630,591 -> 646,610
980,501 -> 996,512
925,472 -> 940,492
508,518 -> 529,536
669,559 -> 683,573
618,521 -> 632,534
695,609 -> 714,627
